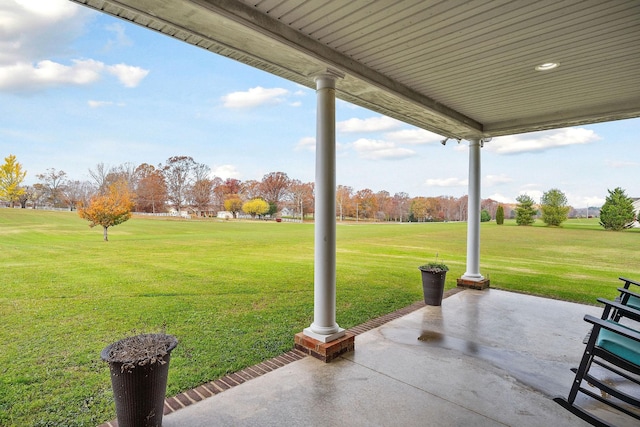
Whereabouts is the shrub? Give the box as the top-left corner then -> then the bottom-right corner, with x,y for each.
541,188 -> 570,226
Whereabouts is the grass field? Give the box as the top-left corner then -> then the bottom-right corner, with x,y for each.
0,209 -> 638,426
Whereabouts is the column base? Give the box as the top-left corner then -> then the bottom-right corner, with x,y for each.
295,332 -> 355,363
303,326 -> 345,343
457,277 -> 491,290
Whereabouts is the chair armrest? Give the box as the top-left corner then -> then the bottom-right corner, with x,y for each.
618,287 -> 640,300
619,276 -> 640,289
597,297 -> 640,320
584,314 -> 640,342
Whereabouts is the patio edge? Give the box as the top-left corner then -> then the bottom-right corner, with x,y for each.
97,287 -> 465,427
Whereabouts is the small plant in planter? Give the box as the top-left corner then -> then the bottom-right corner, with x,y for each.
418,255 -> 449,306
418,262 -> 449,274
101,332 -> 178,427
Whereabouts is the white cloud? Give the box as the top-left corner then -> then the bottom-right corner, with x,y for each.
384,128 -> 443,145
1,0 -> 89,65
104,22 -> 132,48
88,100 -> 124,108
12,0 -> 77,17
0,59 -> 103,91
0,0 -> 149,92
295,136 -> 315,152
605,159 -> 639,168
352,138 -> 415,160
107,63 -> 149,88
485,173 -> 513,186
490,188 -> 604,208
222,86 -> 289,109
425,177 -> 468,187
487,127 -> 600,154
212,164 -> 241,179
337,116 -> 403,133
486,193 -> 515,204
573,195 -> 605,208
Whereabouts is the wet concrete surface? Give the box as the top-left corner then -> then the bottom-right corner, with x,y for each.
163,289 -> 639,426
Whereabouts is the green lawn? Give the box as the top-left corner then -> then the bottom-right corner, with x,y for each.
0,209 -> 638,426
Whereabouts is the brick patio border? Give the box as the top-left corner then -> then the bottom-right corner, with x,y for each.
98,288 -> 464,427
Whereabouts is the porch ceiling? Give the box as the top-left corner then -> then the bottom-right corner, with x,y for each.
71,0 -> 640,140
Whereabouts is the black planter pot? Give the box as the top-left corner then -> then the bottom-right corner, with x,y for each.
101,334 -> 178,427
420,270 -> 447,306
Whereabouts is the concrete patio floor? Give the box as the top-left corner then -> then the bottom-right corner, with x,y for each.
158,289 -> 639,427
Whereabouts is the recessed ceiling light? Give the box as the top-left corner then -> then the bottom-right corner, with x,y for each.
535,62 -> 559,71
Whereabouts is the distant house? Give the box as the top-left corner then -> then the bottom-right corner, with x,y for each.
217,211 -> 233,219
280,207 -> 295,218
167,208 -> 190,219
632,198 -> 640,228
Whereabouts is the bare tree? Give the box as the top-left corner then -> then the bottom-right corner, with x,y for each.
62,180 -> 94,211
36,168 -> 67,208
192,162 -> 211,182
88,163 -> 110,194
30,183 -> 46,209
110,162 -> 138,192
287,180 -> 314,221
457,195 -> 468,221
161,156 -> 196,214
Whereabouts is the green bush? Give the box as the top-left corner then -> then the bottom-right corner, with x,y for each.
541,188 -> 570,226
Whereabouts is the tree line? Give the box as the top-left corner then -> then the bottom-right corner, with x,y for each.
1,154 -> 635,228
0,154 -> 503,222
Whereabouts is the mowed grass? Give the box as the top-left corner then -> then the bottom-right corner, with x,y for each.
0,209 -> 638,426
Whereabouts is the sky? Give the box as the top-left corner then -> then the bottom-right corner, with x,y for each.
1,0 -> 639,209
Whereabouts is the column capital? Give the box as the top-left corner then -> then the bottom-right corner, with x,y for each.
467,137 -> 482,147
314,68 -> 345,89
467,137 -> 492,148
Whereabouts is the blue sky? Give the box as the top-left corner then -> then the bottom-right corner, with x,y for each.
1,0 -> 639,208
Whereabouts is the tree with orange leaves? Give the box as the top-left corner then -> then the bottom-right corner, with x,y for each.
78,180 -> 135,241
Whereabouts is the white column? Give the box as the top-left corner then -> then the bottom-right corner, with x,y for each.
462,138 -> 484,281
304,71 -> 345,343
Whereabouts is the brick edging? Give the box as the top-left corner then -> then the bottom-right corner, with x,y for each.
96,349 -> 307,427
98,288 -> 463,426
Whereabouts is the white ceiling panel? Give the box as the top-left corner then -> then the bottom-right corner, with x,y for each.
71,0 -> 640,139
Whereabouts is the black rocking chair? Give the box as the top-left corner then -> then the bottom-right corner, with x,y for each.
554,299 -> 640,427
613,277 -> 640,323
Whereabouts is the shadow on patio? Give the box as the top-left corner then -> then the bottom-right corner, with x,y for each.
109,289 -> 640,426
